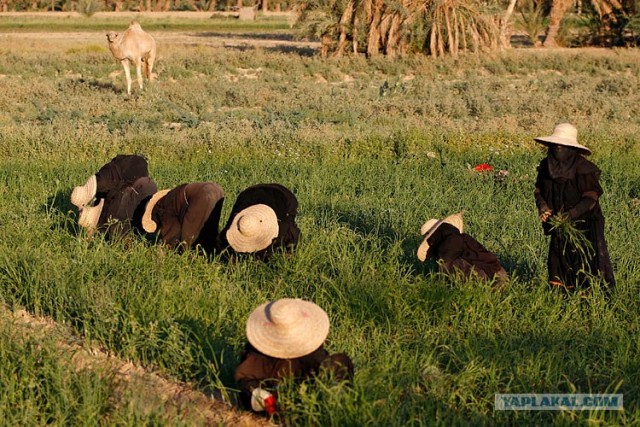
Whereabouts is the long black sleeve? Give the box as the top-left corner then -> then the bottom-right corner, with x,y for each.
568,194 -> 597,219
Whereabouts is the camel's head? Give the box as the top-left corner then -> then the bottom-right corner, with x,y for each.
106,31 -> 119,44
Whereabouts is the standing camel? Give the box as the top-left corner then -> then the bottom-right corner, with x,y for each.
106,21 -> 156,95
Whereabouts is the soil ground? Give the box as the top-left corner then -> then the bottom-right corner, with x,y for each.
0,30 -> 320,51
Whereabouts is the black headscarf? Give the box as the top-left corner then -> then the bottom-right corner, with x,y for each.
547,144 -> 579,181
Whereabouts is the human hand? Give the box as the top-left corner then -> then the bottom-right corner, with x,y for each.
539,209 -> 552,223
250,388 -> 277,415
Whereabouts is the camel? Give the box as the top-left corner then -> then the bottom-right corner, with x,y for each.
106,21 -> 156,95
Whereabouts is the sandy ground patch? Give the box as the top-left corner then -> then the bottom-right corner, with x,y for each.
0,30 -> 320,51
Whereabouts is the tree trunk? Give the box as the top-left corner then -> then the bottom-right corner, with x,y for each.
236,0 -> 242,9
385,13 -> 403,58
366,0 -> 385,56
543,0 -> 573,47
261,0 -> 267,12
499,0 -> 517,49
593,0 -> 624,45
1,0 -> 7,11
353,14 -> 359,54
320,34 -> 332,58
333,0 -> 354,57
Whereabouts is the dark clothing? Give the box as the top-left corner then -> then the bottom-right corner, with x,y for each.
234,343 -> 354,412
99,177 -> 157,239
534,155 -> 615,289
426,223 -> 508,283
219,183 -> 301,259
151,182 -> 224,254
95,154 -> 149,198
93,155 -> 155,239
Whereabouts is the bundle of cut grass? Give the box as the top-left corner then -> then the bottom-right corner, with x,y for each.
548,213 -> 594,268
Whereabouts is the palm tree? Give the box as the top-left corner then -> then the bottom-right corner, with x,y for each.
543,0 -> 627,46
294,0 -> 506,57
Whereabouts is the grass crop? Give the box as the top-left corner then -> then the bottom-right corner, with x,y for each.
0,309 -> 223,425
0,25 -> 639,425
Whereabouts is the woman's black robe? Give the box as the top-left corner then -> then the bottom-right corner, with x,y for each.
534,155 -> 615,289
219,183 -> 301,259
426,223 -> 507,283
149,182 -> 225,254
234,343 -> 353,413
93,154 -> 157,239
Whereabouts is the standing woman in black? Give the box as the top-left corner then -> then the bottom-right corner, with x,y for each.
533,123 -> 615,291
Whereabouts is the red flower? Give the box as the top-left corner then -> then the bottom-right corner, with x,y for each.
473,163 -> 493,172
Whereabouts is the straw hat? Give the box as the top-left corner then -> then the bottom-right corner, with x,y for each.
141,189 -> 170,233
70,175 -> 97,208
534,123 -> 592,155
226,204 -> 279,253
77,198 -> 104,232
417,212 -> 464,262
246,298 -> 330,359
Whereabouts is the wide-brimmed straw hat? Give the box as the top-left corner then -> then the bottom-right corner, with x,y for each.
534,123 -> 591,155
417,212 -> 464,262
141,189 -> 170,233
71,175 -> 97,208
78,198 -> 104,232
246,298 -> 330,359
226,204 -> 279,253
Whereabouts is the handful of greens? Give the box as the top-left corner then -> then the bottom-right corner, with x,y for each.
548,214 -> 594,265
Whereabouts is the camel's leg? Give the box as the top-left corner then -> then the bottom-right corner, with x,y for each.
145,53 -> 155,83
122,59 -> 132,95
135,58 -> 144,90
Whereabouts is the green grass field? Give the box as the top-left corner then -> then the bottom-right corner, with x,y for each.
0,13 -> 292,32
0,16 -> 639,425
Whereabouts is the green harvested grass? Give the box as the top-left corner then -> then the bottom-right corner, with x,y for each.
0,35 -> 638,425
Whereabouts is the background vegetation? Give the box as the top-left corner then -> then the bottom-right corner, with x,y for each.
0,18 -> 639,425
2,0 -> 639,52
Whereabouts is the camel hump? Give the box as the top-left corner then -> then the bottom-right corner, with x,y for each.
129,20 -> 142,30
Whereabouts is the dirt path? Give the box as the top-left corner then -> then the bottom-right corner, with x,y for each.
0,30 -> 320,51
2,305 -> 272,426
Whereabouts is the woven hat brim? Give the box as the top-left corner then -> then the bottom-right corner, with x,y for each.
141,189 -> 170,233
226,204 -> 279,253
78,198 -> 104,231
71,175 -> 97,208
417,240 -> 430,262
534,136 -> 592,155
442,212 -> 464,234
417,213 -> 464,262
246,299 -> 330,359
417,218 -> 440,262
